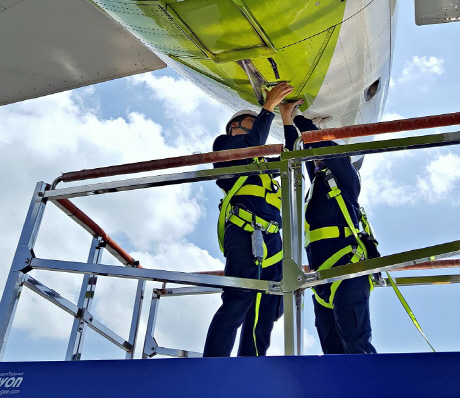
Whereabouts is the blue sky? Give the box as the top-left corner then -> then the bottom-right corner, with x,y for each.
0,2 -> 460,361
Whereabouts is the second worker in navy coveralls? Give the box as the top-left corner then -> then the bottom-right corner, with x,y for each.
280,101 -> 377,354
203,83 -> 297,357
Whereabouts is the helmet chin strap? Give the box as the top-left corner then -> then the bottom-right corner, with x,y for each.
236,120 -> 251,134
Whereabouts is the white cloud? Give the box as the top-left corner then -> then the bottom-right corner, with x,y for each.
89,243 -> 224,356
399,56 -> 445,84
12,287 -> 74,341
130,74 -> 209,116
0,77 -> 224,346
359,147 -> 417,208
359,147 -> 460,210
382,112 -> 404,122
132,241 -> 224,272
129,73 -> 232,153
417,151 -> 460,203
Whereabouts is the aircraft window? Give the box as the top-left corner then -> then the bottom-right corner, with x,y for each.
365,78 -> 381,101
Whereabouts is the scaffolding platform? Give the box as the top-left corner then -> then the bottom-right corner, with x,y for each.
1,112 -> 460,397
1,352 -> 460,397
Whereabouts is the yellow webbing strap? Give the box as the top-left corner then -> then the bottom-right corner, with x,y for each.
360,207 -> 372,236
234,185 -> 282,210
262,250 -> 283,268
386,272 -> 436,352
326,178 -> 367,258
227,207 -> 280,234
305,226 -> 353,246
312,245 -> 366,308
306,169 -> 372,308
234,173 -> 282,210
217,175 -> 248,252
252,292 -> 262,356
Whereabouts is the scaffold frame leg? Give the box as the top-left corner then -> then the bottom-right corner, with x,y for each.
0,182 -> 48,360
126,279 -> 146,359
143,288 -> 160,358
280,160 -> 305,355
66,236 -> 104,361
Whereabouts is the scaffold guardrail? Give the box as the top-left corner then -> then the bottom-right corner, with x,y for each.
0,111 -> 459,361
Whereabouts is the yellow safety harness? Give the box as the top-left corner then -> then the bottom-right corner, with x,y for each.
217,158 -> 283,271
216,157 -> 284,356
306,167 -> 436,350
305,168 -> 373,309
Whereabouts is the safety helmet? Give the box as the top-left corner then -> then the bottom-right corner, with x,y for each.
226,110 -> 259,135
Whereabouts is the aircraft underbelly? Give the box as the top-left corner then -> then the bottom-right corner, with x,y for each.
91,0 -> 396,139
308,0 -> 396,130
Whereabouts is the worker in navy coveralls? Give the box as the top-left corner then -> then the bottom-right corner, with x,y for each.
203,83 -> 297,357
279,101 -> 376,354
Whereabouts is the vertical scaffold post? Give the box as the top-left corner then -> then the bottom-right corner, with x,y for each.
0,182 -> 48,360
66,236 -> 104,361
280,159 -> 305,355
293,157 -> 305,354
142,287 -> 161,358
125,279 -> 146,359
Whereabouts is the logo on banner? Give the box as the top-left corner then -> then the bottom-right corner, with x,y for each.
0,372 -> 24,395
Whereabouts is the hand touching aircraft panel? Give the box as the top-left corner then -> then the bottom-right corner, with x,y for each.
88,0 -> 397,138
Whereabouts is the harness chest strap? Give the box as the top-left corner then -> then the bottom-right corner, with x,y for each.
234,173 -> 282,210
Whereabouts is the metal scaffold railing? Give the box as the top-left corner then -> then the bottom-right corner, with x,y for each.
1,111 -> 460,361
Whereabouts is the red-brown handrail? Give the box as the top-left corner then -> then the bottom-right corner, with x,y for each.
59,144 -> 283,183
302,111 -> 460,144
54,198 -> 140,268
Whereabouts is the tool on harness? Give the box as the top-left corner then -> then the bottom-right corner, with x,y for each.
251,224 -> 264,279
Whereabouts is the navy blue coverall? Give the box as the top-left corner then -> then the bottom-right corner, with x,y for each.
203,108 -> 298,357
290,115 -> 376,354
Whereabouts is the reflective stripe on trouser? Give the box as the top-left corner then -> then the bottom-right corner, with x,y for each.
203,224 -> 282,357
203,288 -> 283,357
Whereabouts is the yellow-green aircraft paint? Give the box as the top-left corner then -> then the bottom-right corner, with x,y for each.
90,0 -> 396,138
92,0 -> 345,108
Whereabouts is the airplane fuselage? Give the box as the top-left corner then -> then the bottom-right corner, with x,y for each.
91,0 -> 397,138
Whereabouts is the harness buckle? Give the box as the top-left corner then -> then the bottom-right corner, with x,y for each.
265,221 -> 279,234
351,247 -> 366,261
253,222 -> 263,230
324,171 -> 335,181
228,204 -> 240,220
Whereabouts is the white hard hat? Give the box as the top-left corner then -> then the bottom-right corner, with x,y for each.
226,110 -> 259,134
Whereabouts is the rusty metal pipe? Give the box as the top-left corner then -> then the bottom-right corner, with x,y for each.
54,198 -> 140,268
302,112 -> 460,144
392,259 -> 460,271
59,144 -> 283,184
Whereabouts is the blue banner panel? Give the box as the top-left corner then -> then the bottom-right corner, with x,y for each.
0,353 -> 459,398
